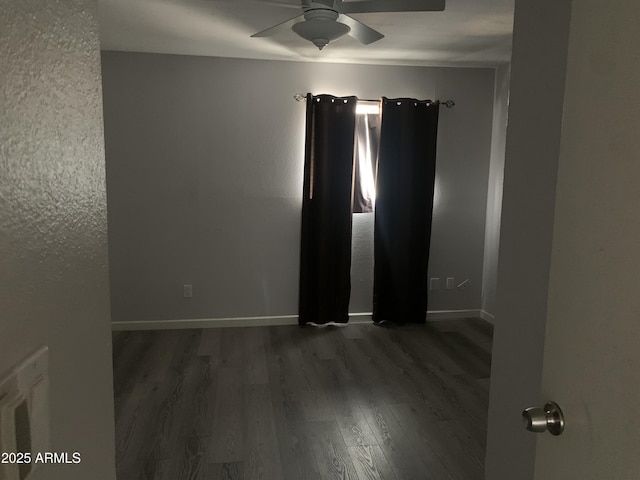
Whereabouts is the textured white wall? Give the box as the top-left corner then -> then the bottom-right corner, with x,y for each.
0,1 -> 116,479
101,52 -> 495,322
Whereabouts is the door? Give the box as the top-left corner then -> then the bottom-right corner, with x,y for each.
531,0 -> 640,477
486,0 -> 640,479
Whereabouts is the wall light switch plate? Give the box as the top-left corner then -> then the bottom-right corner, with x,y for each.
429,278 -> 440,291
0,392 -> 23,480
0,347 -> 50,480
183,284 -> 193,298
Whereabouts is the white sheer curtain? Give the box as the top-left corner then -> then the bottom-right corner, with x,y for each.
353,102 -> 381,213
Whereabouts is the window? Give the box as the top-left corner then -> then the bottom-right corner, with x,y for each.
353,101 -> 381,213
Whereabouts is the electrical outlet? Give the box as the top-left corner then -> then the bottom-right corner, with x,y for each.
446,277 -> 455,289
183,284 -> 193,298
429,278 -> 440,291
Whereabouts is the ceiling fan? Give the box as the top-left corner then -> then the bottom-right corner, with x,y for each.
251,0 -> 446,50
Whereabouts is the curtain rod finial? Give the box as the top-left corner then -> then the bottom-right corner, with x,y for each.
294,93 -> 307,102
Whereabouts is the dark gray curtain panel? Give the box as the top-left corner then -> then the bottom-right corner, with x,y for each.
299,94 -> 358,325
373,98 -> 440,324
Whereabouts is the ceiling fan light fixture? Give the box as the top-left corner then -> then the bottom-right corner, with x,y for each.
292,18 -> 351,50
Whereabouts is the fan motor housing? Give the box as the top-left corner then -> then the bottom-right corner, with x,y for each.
293,7 -> 351,50
302,7 -> 339,21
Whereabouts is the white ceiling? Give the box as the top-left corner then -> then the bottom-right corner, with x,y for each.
98,0 -> 514,67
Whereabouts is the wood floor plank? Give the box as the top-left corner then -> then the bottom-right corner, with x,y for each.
308,326 -> 339,360
440,418 -> 486,473
264,343 -> 301,414
115,330 -> 201,477
192,356 -> 218,437
146,458 -> 172,480
445,331 -> 492,376
356,330 -> 452,420
393,326 -> 467,376
166,353 -> 217,443
358,401 -> 447,480
114,381 -> 156,475
244,327 -> 268,385
365,328 -> 489,445
150,368 -> 191,459
374,329 -> 486,433
312,327 -> 357,383
342,337 -> 410,406
307,420 -> 361,480
266,353 -> 323,480
244,384 -> 284,479
198,327 -> 222,357
379,403 -> 456,480
113,318 -> 493,480
152,330 -> 203,459
220,328 -> 245,369
390,403 -> 485,480
282,332 -> 334,422
430,319 -> 493,356
145,330 -> 185,383
348,444 -> 399,480
115,383 -> 170,479
341,324 -> 366,339
313,359 -> 378,447
423,326 -> 491,379
208,462 -> 244,480
165,436 -> 209,480
208,367 -> 245,463
448,372 -> 490,415
113,330 -> 185,421
112,331 -> 154,396
422,371 -> 489,447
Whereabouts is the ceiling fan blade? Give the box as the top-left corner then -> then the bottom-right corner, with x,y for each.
257,0 -> 301,8
308,0 -> 333,6
251,13 -> 305,37
339,0 -> 445,14
338,14 -> 384,44
207,0 -> 300,7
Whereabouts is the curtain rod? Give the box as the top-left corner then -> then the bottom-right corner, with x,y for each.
293,93 -> 455,108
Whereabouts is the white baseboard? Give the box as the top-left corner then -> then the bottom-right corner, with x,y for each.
111,315 -> 298,331
479,310 -> 495,324
426,309 -> 482,321
111,309 -> 484,331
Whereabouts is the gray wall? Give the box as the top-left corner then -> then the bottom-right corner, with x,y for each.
0,1 -> 116,479
481,64 -> 510,318
101,51 -> 495,323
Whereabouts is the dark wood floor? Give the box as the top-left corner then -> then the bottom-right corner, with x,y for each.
112,318 -> 492,480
